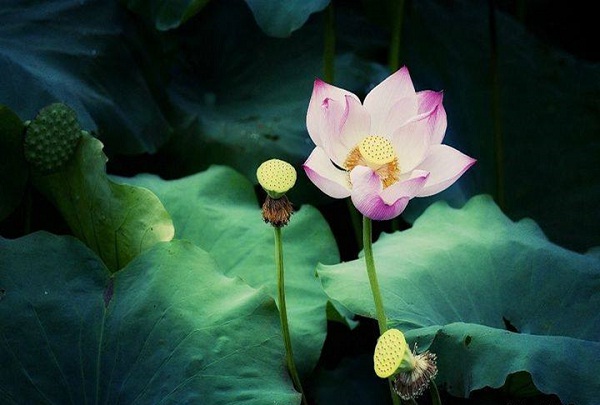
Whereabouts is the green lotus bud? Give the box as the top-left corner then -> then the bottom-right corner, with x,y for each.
24,103 -> 82,174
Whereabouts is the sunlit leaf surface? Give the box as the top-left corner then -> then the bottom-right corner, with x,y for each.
34,134 -> 174,272
119,166 -> 339,375
0,233 -> 300,404
318,195 -> 600,405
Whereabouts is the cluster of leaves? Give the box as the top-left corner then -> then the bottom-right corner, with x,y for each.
1,0 -> 599,404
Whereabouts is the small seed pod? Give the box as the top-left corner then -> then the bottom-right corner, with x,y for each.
373,329 -> 411,378
257,159 -> 297,199
24,103 -> 82,174
257,159 -> 297,227
374,329 -> 438,400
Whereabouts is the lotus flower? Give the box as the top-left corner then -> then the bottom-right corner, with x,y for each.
303,67 -> 476,220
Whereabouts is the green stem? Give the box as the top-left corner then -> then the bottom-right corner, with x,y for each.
388,0 -> 406,72
323,2 -> 335,83
274,227 -> 308,405
347,199 -> 363,251
430,381 -> 442,405
23,183 -> 32,235
385,0 -> 407,234
363,217 -> 400,405
488,0 -> 505,211
362,216 -> 388,334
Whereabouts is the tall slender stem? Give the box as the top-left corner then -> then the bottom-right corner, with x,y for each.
323,2 -> 335,83
363,216 -> 400,405
388,0 -> 405,234
362,217 -> 388,334
488,0 -> 505,211
430,381 -> 442,405
388,0 -> 406,72
274,227 -> 308,405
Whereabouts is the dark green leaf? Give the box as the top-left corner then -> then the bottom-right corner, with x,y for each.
244,0 -> 330,37
0,105 -> 27,221
0,0 -> 170,155
164,2 -> 387,201
126,0 -> 211,30
398,0 -> 600,250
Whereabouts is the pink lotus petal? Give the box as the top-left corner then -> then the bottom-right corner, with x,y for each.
416,90 -> 443,114
414,144 -> 476,197
312,95 -> 371,167
303,147 -> 351,199
390,114 -> 433,173
380,170 -> 429,205
350,166 -> 418,221
377,96 -> 419,137
416,91 -> 447,144
318,97 -> 350,166
306,79 -> 360,150
364,67 -> 416,135
338,95 -> 371,151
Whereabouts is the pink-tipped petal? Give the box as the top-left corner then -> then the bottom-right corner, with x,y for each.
414,144 -> 476,197
303,147 -> 351,199
350,166 -> 416,221
390,114 -> 433,173
416,90 -> 443,114
380,170 -> 429,205
307,78 -> 360,149
364,67 -> 416,134
416,91 -> 447,144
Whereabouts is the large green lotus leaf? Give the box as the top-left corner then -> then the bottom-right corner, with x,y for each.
118,165 -> 339,375
244,0 -> 330,38
0,232 -> 299,404
317,195 -> 600,405
0,0 -> 170,155
0,105 -> 28,221
33,133 -> 174,272
126,0 -> 211,30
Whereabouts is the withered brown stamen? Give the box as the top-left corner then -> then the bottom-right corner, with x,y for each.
262,195 -> 294,227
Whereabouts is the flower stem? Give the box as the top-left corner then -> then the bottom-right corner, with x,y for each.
323,2 -> 335,83
363,216 -> 400,405
274,227 -> 308,405
430,381 -> 442,405
363,216 -> 388,334
388,0 -> 406,72
488,0 -> 505,211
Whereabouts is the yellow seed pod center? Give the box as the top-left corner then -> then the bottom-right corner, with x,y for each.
256,159 -> 297,198
374,329 -> 409,378
358,136 -> 396,167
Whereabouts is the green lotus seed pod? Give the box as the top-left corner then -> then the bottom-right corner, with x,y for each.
256,159 -> 297,199
373,329 -> 414,378
24,103 -> 82,174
